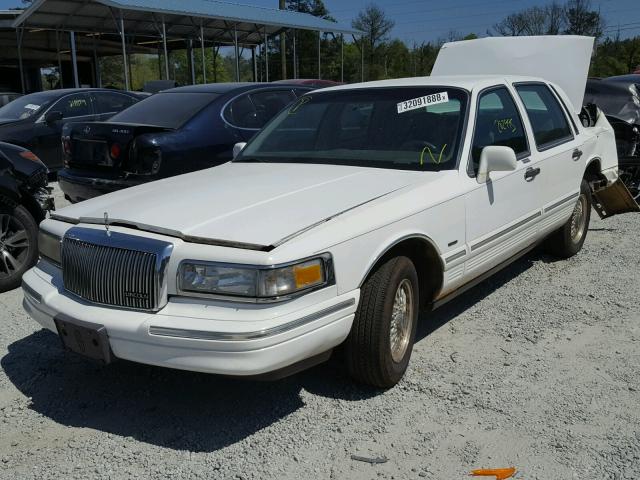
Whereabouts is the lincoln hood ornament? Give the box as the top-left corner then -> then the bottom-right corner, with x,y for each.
104,212 -> 110,236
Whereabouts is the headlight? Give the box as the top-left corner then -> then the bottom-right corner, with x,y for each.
38,230 -> 61,265
178,255 -> 333,301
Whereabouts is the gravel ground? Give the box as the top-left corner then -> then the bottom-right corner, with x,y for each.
1,185 -> 639,480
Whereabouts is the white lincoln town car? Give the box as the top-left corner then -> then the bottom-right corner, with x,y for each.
22,37 -> 638,387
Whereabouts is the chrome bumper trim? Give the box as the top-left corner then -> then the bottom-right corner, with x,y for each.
148,298 -> 356,341
22,280 -> 42,304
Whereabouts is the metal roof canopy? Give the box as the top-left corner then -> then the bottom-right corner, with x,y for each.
12,0 -> 360,46
11,0 -> 364,93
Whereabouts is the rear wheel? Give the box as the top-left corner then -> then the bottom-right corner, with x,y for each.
0,204 -> 38,292
544,179 -> 592,259
345,256 -> 419,388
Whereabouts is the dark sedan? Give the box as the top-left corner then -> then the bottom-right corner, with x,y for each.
58,82 -> 312,203
0,142 -> 54,291
0,88 -> 145,170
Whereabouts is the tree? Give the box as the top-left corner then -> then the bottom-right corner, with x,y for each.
563,0 -> 604,38
493,3 -> 565,36
352,3 -> 395,81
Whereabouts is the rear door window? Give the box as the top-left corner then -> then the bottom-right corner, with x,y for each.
515,83 -> 573,150
249,90 -> 297,127
93,92 -> 137,115
471,87 -> 529,175
53,93 -> 92,118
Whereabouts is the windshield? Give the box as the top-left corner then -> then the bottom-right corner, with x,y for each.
109,92 -> 218,128
236,87 -> 468,171
0,93 -> 52,121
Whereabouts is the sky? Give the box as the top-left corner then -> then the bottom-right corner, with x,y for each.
1,0 -> 638,43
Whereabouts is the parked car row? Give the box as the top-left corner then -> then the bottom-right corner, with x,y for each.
58,83 -> 314,202
18,36 -> 639,388
0,88 -> 146,169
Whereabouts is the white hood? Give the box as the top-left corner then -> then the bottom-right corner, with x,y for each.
54,163 -> 419,249
432,35 -> 594,114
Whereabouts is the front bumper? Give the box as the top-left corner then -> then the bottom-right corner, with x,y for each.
21,263 -> 359,376
57,169 -> 146,203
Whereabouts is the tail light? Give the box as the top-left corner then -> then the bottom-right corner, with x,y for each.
110,143 -> 121,159
62,138 -> 72,155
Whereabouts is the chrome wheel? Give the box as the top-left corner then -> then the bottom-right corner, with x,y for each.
390,278 -> 414,363
570,194 -> 587,242
0,213 -> 29,278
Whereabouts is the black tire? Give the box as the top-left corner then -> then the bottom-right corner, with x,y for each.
345,256 -> 419,388
544,179 -> 592,259
0,203 -> 39,292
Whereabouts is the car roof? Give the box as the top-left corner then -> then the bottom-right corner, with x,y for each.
162,82 -> 313,94
317,75 -> 549,93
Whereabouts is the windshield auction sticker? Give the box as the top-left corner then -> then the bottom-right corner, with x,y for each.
397,91 -> 449,114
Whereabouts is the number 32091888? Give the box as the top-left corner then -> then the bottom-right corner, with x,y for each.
397,91 -> 449,114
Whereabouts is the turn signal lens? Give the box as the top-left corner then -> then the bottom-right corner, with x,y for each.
110,143 -> 121,159
19,151 -> 41,162
293,261 -> 323,289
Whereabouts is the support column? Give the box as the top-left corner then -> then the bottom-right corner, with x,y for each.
213,45 -> 218,83
117,16 -> 130,90
162,20 -> 169,80
234,25 -> 240,82
70,31 -> 80,88
340,34 -> 344,83
16,28 -> 25,93
360,36 -> 364,82
264,28 -> 269,82
93,38 -> 102,87
252,47 -> 257,82
188,38 -> 196,85
55,30 -> 64,88
317,30 -> 321,80
279,0 -> 286,79
292,31 -> 297,79
200,23 -> 206,83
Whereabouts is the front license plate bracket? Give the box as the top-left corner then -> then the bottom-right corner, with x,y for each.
54,315 -> 114,364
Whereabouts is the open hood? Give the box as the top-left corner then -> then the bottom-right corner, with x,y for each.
432,35 -> 594,114
52,162 -> 419,250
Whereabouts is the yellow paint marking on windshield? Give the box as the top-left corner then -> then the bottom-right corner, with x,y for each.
419,144 -> 447,166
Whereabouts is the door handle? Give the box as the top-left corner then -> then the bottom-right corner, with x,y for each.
524,167 -> 541,181
572,149 -> 583,160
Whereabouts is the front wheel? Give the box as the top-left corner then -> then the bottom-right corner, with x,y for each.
544,179 -> 592,259
345,256 -> 419,388
0,204 -> 39,292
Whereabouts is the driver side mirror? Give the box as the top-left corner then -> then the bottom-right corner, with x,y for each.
232,142 -> 247,159
477,146 -> 517,184
44,110 -> 63,124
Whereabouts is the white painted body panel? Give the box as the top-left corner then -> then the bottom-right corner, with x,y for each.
23,63 -> 619,376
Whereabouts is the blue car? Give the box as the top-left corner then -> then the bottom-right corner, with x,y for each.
58,83 -> 313,203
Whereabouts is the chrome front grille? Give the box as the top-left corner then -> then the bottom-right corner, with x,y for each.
62,227 -> 173,311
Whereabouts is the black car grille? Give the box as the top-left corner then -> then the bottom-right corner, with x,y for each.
62,238 -> 159,310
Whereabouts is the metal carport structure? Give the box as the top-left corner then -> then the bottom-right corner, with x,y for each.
11,0 -> 362,92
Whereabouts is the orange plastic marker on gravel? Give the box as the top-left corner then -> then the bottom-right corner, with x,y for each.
470,467 -> 517,479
